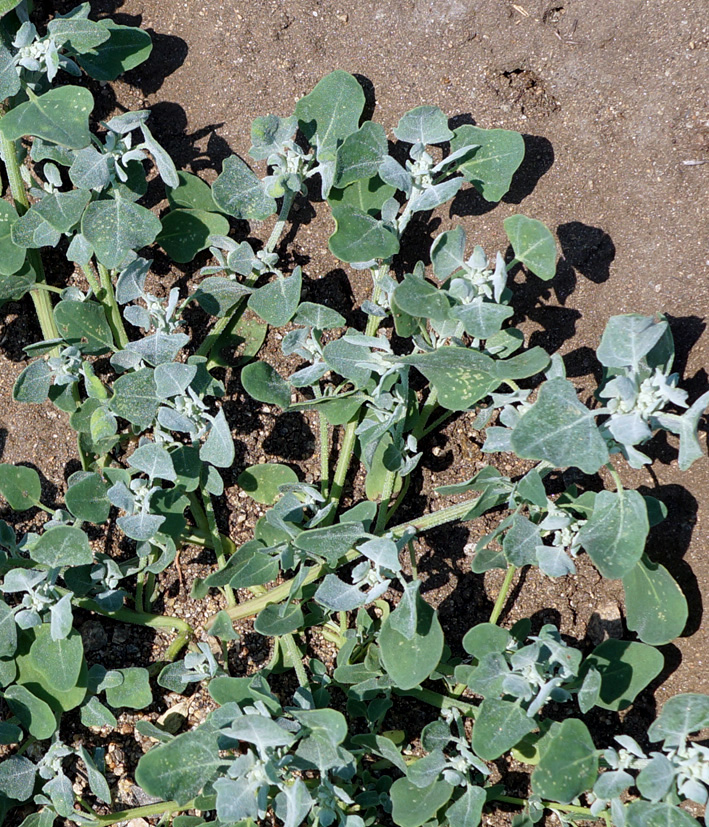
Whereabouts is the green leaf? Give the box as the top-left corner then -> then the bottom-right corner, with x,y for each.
0,599 -> 16,659
390,777 -> 454,827
334,122 -> 388,188
293,302 -> 345,330
393,274 -> 451,321
622,556 -> 688,645
32,525 -> 93,567
451,125 -> 525,202
531,719 -> 598,804
648,693 -> 709,747
237,463 -> 298,505
82,197 -> 162,270
0,266 -> 35,303
30,190 -> 91,234
295,70 -> 365,158
4,685 -> 56,740
625,801 -> 699,827
128,442 -> 176,482
241,361 -> 290,408
200,408 -> 234,469
395,347 -> 500,411
329,174 -> 396,216
655,389 -> 709,471
248,267 -> 302,326
580,640 -> 664,711
135,729 -> 222,805
444,786 -> 486,827
504,215 -> 557,281
0,87 -> 93,149
393,105 -> 453,146
28,626 -> 84,693
48,15 -> 111,52
510,378 -> 609,473
55,300 -> 114,354
295,522 -> 368,567
0,1 -> 22,20
158,209 -> 230,263
472,698 -> 536,761
0,465 -> 41,510
167,171 -> 220,212
0,200 -> 25,275
452,302 -> 514,340
596,314 -> 668,370
105,667 -> 152,709
211,155 -> 276,221
80,696 -> 117,729
462,622 -> 511,658
76,20 -> 152,81
253,602 -> 304,637
577,489 -> 649,579
110,368 -> 160,429
329,204 -> 399,264
323,338 -> 373,387
193,276 -> 252,318
0,755 -> 36,802
379,584 -> 444,690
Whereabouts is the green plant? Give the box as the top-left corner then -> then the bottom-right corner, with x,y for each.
0,4 -> 707,826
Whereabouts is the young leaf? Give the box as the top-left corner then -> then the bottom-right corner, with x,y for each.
389,777 -> 454,827
444,787 -> 486,827
452,302 -> 514,340
472,698 -> 536,760
578,489 -> 649,579
596,314 -> 668,370
248,267 -> 302,326
451,125 -> 525,202
158,209 -> 230,263
0,465 -> 41,510
200,408 -> 234,468
82,197 -> 162,270
510,378 -> 609,473
393,105 -> 453,146
334,121 -> 388,188
625,801 -> 698,827
76,20 -> 153,81
295,70 -> 365,158
193,276 -> 253,318
128,442 -> 177,482
531,719 -> 598,804
105,667 -> 152,709
294,302 -> 345,330
623,556 -> 688,645
648,693 -> 709,747
393,274 -> 451,321
329,204 -> 399,264
241,361 -> 291,408
253,602 -> 304,636
0,87 -> 93,149
211,155 -> 276,221
237,463 -> 298,505
504,215 -> 557,281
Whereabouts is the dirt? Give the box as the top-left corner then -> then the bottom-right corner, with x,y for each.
1,0 -> 709,824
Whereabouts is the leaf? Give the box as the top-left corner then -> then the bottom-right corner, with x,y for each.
379,585 -> 444,690
250,113 -> 297,160
472,698 -> 536,761
0,267 -> 35,303
254,602 -> 304,636
577,489 -> 649,579
393,274 -> 451,321
69,146 -> 111,190
452,302 -> 514,340
329,204 -> 399,264
580,640 -> 664,711
237,463 -> 298,505
328,174 -> 396,217
118,512 -> 165,542
167,171 -> 220,212
444,786 -> 486,827
28,626 -> 84,693
503,514 -> 542,566
323,338 -> 373,387
504,215 -> 557,281
295,522 -> 368,567
393,105 -> 453,146
295,70 -> 365,158
30,189 -> 91,233
390,777 -> 454,827
80,696 -> 117,729
648,693 -> 709,747
55,299 -> 114,354
462,622 -> 511,659
0,755 -> 36,802
11,209 -> 60,249
334,122 -> 388,188
531,719 -> 598,804
128,442 -> 176,482
211,155 -> 276,220
0,200 -> 26,275
395,347 -> 499,411
32,525 -> 93,568
214,777 -> 260,823
105,667 -> 152,709
110,368 -> 160,429
248,267 -> 302,326
200,408 -> 234,468
13,360 -> 51,404
4,684 -> 57,740
293,302 -> 345,330
76,20 -> 153,81
451,125 -> 525,202
158,209 -> 230,263
622,555 -> 688,645
241,361 -> 290,408
0,600 -> 16,658
82,197 -> 162,269
654,389 -> 709,471
625,801 -> 699,827
0,465 -> 41,510
0,87 -> 93,149
48,15 -> 111,52
597,314 -> 668,369
135,729 -> 222,805
510,378 -> 609,473
193,276 -> 252,318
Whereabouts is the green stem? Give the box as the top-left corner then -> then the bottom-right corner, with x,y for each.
385,474 -> 410,525
393,687 -> 478,718
375,469 -> 398,533
282,632 -> 309,687
606,462 -> 624,493
202,487 -> 236,607
412,387 -> 439,441
408,539 -> 418,579
315,387 -> 330,498
87,798 -> 198,827
326,417 -> 359,518
97,262 -> 128,349
489,564 -> 517,625
492,795 -> 605,821
80,262 -> 102,298
221,493 -> 491,623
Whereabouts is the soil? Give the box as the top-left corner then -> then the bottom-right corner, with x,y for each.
1,0 -> 709,824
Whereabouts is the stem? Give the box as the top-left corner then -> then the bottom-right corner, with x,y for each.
375,469 -> 398,532
97,262 -> 129,349
326,417 -> 359,518
202,487 -> 236,607
489,564 -> 517,625
282,632 -> 309,687
87,798 -> 198,827
80,262 -> 102,297
408,539 -> 418,579
606,462 -> 624,493
492,795 -> 606,821
393,687 -> 478,718
314,387 -> 330,498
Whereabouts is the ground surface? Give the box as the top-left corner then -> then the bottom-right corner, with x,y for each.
1,0 -> 709,824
